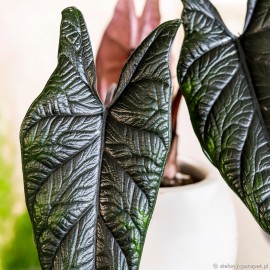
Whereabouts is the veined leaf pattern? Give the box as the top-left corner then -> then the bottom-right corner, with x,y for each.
20,7 -> 180,269
178,0 -> 270,233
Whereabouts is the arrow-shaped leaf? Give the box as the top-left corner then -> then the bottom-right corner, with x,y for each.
178,0 -> 270,233
20,7 -> 180,269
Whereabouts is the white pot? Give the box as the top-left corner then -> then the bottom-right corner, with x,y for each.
140,159 -> 237,270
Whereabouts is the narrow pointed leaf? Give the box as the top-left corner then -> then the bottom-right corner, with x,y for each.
21,6 -> 180,270
96,0 -> 137,101
96,0 -> 161,102
139,0 -> 161,44
21,8 -> 104,269
98,19 -> 180,268
178,0 -> 270,233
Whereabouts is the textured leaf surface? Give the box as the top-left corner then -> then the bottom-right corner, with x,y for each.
20,7 -> 179,269
178,0 -> 270,232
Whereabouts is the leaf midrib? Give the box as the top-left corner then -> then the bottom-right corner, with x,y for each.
237,37 -> 270,146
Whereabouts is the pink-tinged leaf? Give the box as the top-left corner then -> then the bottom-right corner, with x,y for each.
172,88 -> 182,136
163,134 -> 179,180
138,0 -> 161,45
163,88 -> 182,180
96,0 -> 136,102
96,0 -> 161,102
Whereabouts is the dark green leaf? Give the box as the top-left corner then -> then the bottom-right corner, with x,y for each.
178,0 -> 270,233
243,0 -> 270,132
20,7 -> 180,269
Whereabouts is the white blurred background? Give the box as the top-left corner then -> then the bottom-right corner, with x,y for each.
0,0 -> 270,268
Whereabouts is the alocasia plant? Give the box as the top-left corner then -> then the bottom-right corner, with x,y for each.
20,6 -> 180,270
178,0 -> 270,233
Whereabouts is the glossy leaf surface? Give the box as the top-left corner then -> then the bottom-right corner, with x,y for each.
20,7 -> 179,269
178,0 -> 270,232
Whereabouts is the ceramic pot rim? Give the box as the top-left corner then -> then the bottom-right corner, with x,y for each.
160,157 -> 221,193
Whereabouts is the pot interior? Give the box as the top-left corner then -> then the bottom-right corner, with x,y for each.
161,160 -> 207,187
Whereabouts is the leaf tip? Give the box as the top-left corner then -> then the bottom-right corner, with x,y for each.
160,19 -> 181,35
60,6 -> 84,33
61,6 -> 82,17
